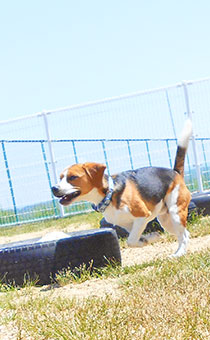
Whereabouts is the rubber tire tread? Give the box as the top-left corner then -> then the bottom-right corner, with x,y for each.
54,229 -> 121,274
0,229 -> 121,286
0,240 -> 56,285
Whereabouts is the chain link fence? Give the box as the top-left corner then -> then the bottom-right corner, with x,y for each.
0,78 -> 210,226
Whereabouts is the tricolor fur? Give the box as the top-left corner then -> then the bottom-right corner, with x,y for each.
52,119 -> 192,257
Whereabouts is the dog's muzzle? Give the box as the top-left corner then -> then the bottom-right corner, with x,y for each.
51,185 -> 62,197
51,185 -> 81,206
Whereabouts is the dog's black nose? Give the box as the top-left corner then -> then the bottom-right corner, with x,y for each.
52,186 -> 59,196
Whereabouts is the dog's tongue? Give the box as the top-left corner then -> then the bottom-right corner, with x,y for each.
59,191 -> 80,205
59,195 -> 71,205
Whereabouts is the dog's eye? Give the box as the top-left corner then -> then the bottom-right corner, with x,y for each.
68,175 -> 78,181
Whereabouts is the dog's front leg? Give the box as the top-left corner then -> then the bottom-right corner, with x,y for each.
127,217 -> 148,247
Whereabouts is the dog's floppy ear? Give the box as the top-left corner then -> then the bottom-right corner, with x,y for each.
82,162 -> 106,187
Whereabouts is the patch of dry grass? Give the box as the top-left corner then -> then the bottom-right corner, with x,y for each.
0,214 -> 210,339
0,251 -> 209,340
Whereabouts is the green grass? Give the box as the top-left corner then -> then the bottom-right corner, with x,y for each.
0,211 -> 102,238
0,251 -> 209,340
0,213 -> 210,339
1,207 -> 210,240
55,258 -> 123,286
0,201 -> 92,226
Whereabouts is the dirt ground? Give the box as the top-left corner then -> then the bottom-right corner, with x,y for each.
37,233 -> 210,300
1,228 -> 210,300
0,224 -> 210,300
0,229 -> 210,340
0,226 -> 210,301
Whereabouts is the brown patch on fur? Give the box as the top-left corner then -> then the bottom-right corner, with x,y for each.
166,173 -> 191,227
165,173 -> 185,196
66,166 -> 93,195
166,180 -> 176,196
82,163 -> 106,188
112,180 -> 155,218
177,182 -> 191,226
65,163 -> 106,196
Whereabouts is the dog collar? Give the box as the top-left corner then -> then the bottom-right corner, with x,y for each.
91,176 -> 114,213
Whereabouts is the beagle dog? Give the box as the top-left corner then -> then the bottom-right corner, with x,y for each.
52,119 -> 192,257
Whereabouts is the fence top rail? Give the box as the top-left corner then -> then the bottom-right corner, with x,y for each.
0,137 -> 209,143
0,76 -> 210,127
1,138 -> 176,143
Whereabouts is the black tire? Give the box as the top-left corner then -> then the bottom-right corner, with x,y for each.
191,193 -> 210,216
187,200 -> 198,220
100,217 -> 164,239
100,218 -> 129,238
0,229 -> 121,286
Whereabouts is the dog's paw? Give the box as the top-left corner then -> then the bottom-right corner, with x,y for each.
168,250 -> 187,259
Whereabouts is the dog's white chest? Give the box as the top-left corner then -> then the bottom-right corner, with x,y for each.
103,204 -> 134,231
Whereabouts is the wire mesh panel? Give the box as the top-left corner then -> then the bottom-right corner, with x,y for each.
0,141 -> 59,226
0,78 -> 210,227
186,79 -> 210,138
0,114 -> 46,141
47,88 -> 185,141
195,139 -> 210,190
186,80 -> 210,187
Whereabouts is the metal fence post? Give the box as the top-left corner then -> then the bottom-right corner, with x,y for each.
126,140 -> 134,170
182,81 -> 204,193
145,140 -> 152,166
42,111 -> 65,217
101,140 -> 110,175
166,139 -> 173,168
1,141 -> 19,223
72,140 -> 79,163
165,90 -> 177,140
41,141 -> 58,216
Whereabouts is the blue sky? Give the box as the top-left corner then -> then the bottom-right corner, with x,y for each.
0,0 -> 210,121
1,0 -> 210,215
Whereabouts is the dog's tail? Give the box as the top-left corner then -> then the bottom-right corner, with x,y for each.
173,119 -> 192,177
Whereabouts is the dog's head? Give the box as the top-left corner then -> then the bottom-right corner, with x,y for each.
51,162 -> 106,206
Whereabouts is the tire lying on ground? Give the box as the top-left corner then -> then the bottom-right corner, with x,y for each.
191,193 -> 210,216
0,229 -> 121,286
100,218 -> 164,239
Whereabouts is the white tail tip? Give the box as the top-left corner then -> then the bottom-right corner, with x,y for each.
178,119 -> 192,148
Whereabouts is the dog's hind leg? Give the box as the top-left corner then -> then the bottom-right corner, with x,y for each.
172,227 -> 189,258
157,182 -> 191,257
158,212 -> 189,257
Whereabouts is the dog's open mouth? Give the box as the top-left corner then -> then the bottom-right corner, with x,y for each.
59,191 -> 81,206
